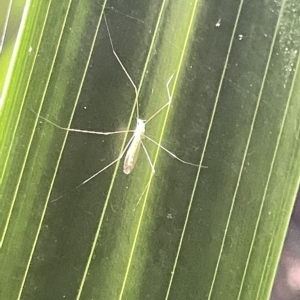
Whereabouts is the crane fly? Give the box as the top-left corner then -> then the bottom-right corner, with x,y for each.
34,16 -> 200,200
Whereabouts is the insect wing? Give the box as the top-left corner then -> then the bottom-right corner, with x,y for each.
123,136 -> 142,174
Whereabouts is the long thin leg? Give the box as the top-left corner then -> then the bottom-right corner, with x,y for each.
104,15 -> 140,118
34,111 -> 134,135
134,180 -> 151,210
146,74 -> 174,124
141,141 -> 155,173
79,135 -> 134,185
144,135 -> 202,167
51,135 -> 135,202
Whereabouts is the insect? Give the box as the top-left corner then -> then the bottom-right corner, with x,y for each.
36,15 -> 200,196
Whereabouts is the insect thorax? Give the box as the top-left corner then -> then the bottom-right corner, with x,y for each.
135,118 -> 146,138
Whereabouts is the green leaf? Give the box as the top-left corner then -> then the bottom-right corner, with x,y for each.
1,0 -> 300,299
